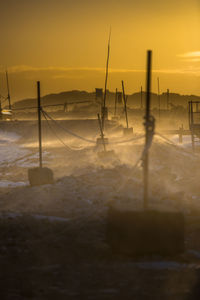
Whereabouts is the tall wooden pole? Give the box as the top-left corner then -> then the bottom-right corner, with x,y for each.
122,80 -> 129,129
102,29 -> 111,131
37,81 -> 42,168
141,86 -> 143,109
143,50 -> 152,210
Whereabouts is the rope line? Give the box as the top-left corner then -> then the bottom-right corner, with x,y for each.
42,111 -> 83,151
108,135 -> 144,144
0,151 -> 38,168
42,110 -> 97,143
42,109 -> 144,145
11,100 -> 92,112
155,132 -> 197,157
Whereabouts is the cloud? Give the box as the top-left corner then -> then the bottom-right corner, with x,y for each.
2,65 -> 145,74
0,65 -> 200,76
177,51 -> 200,63
178,51 -> 200,58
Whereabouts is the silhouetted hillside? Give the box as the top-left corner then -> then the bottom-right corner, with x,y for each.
12,90 -> 96,109
11,90 -> 200,110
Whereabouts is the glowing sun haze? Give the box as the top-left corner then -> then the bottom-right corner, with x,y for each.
0,0 -> 199,100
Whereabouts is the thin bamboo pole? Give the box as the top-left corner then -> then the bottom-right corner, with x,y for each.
143,50 -> 152,210
122,80 -> 129,129
102,29 -> 111,131
37,81 -> 42,168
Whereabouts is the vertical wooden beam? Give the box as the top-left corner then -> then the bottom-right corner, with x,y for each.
102,29 -> 111,131
143,50 -> 152,210
122,80 -> 129,129
37,81 -> 42,168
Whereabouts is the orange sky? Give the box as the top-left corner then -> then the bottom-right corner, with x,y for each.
0,0 -> 199,101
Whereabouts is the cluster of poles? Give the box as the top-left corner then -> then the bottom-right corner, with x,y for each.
36,49 -> 154,210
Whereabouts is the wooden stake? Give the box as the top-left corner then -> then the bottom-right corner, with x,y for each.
37,81 -> 42,168
122,80 -> 129,129
143,50 -> 152,210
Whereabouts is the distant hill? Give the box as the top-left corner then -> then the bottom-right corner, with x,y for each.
11,90 -> 200,110
127,92 -> 200,109
11,90 -> 96,109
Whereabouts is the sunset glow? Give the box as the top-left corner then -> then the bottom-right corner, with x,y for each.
0,0 -> 199,100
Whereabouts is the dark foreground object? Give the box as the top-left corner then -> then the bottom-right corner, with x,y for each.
107,207 -> 185,256
123,127 -> 133,136
0,214 -> 200,299
28,167 -> 54,186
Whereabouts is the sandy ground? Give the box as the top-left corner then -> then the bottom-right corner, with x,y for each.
0,119 -> 200,299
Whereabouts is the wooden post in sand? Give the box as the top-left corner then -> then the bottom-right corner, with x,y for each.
37,81 -> 42,168
122,80 -> 129,129
27,81 -> 54,186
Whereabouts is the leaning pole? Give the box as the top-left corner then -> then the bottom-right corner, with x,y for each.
143,50 -> 152,210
